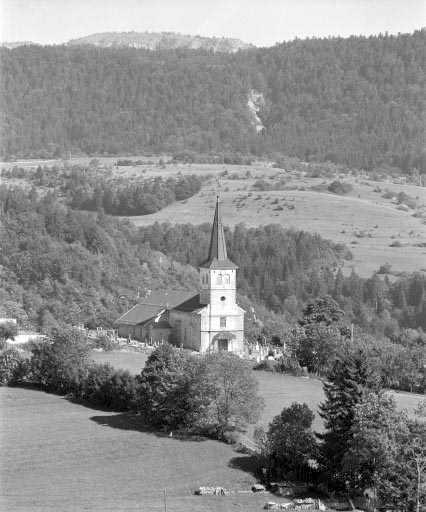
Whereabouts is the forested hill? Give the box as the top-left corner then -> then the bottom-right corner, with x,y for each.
0,185 -> 348,332
1,30 -> 425,172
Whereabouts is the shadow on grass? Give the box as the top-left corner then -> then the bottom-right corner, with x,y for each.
89,412 -> 208,442
227,455 -> 259,476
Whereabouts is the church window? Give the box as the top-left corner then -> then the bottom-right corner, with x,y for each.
220,317 -> 226,328
220,296 -> 226,301
216,275 -> 222,285
223,274 -> 230,284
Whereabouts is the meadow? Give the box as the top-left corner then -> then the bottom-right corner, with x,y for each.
2,157 -> 425,278
2,351 -> 424,511
0,387 -> 274,512
125,163 -> 426,278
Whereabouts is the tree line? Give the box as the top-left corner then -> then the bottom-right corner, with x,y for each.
255,347 -> 426,510
0,328 -> 263,442
138,222 -> 426,334
1,323 -> 424,510
61,167 -> 203,215
1,184 -> 425,392
1,163 -> 203,216
1,30 -> 425,173
286,296 -> 426,394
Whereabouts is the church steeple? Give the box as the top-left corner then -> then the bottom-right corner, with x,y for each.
200,196 -> 237,270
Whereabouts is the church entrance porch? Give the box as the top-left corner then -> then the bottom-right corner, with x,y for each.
210,330 -> 236,352
218,338 -> 228,351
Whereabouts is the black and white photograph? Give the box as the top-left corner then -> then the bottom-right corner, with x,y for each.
0,0 -> 425,510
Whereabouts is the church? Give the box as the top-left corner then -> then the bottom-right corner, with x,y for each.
114,197 -> 245,354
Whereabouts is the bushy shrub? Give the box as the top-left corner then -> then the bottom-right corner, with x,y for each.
277,355 -> 305,376
139,345 -> 264,438
91,334 -> 115,351
28,327 -> 91,396
84,363 -> 139,410
84,363 -> 116,404
253,359 -> 280,373
397,191 -> 416,209
0,321 -> 19,346
139,343 -> 200,429
254,355 -> 305,376
328,180 -> 353,195
382,189 -> 395,199
378,262 -> 392,274
255,403 -> 317,481
0,347 -> 25,386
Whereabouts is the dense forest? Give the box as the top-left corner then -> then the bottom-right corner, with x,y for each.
61,167 -> 203,215
1,181 -> 425,339
0,185 -> 198,331
1,163 -> 204,215
138,222 -> 426,335
1,184 -> 426,391
0,184 -> 347,333
1,30 -> 425,172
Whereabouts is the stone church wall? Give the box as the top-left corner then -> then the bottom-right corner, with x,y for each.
169,310 -> 201,351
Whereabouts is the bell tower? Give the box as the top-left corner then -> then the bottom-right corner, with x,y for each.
199,196 -> 238,306
198,196 -> 244,354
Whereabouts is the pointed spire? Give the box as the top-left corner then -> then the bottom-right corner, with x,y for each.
209,196 -> 227,261
200,196 -> 237,269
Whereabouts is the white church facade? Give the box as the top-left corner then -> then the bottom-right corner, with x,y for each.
114,197 -> 245,354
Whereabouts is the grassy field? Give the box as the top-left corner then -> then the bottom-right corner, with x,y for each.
92,349 -> 150,375
2,157 -> 425,277
124,164 -> 426,278
0,387 -> 289,512
2,351 -> 424,511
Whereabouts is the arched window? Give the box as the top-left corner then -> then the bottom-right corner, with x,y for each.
223,274 -> 230,285
216,275 -> 222,285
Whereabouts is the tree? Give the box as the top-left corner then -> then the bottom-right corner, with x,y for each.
199,352 -> 264,437
29,327 -> 91,395
256,402 -> 317,480
0,347 -> 24,386
328,180 -> 353,195
318,348 -> 379,489
299,295 -> 344,327
294,296 -> 348,375
295,323 -> 343,375
0,321 -> 19,349
85,363 -> 139,411
138,346 -> 264,437
407,419 -> 426,512
342,392 -> 406,497
138,343 -> 202,430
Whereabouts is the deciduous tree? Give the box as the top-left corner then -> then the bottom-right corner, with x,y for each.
255,402 -> 317,480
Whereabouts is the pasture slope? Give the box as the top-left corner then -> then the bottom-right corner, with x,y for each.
125,163 -> 426,278
2,157 -> 425,277
1,387 -> 270,512
2,352 -> 423,511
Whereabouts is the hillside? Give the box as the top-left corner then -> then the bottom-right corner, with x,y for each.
66,31 -> 253,52
1,30 -> 425,172
0,181 -> 349,333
